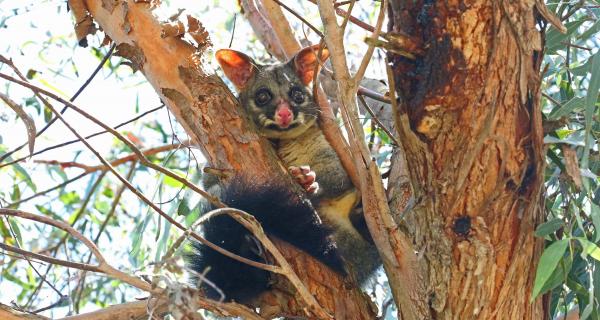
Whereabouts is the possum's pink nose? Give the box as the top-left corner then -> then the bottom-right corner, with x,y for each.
275,102 -> 293,128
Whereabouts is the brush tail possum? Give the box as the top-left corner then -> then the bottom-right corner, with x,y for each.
186,45 -> 381,302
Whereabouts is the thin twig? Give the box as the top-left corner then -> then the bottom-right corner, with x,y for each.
0,243 -> 102,273
542,92 -> 562,106
1,210 -> 105,264
271,0 -> 324,38
561,0 -> 585,21
352,0 -> 387,84
0,44 -> 115,163
321,68 -> 391,103
358,94 -> 399,146
228,14 -> 237,48
0,104 -> 165,169
35,141 -> 190,173
9,172 -> 90,207
73,162 -> 137,312
306,0 -> 375,32
0,209 -> 154,292
560,41 -> 592,51
358,85 -> 391,104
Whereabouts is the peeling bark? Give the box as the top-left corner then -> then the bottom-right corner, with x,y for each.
388,1 -> 550,319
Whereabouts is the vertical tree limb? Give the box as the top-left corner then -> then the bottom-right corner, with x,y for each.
316,0 -> 430,319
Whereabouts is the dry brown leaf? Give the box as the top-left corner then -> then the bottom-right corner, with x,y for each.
535,0 -> 567,34
561,145 -> 582,190
0,93 -> 36,158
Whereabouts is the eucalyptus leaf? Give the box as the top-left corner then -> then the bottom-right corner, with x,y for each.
532,239 -> 570,299
535,218 -> 564,238
578,239 -> 600,262
582,52 -> 600,169
548,96 -> 585,120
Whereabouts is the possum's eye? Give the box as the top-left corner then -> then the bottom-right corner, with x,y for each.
289,87 -> 305,104
254,88 -> 272,106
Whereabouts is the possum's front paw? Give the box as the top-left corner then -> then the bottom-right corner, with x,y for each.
289,165 -> 319,194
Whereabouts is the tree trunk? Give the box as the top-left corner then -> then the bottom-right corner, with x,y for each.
387,1 -> 548,319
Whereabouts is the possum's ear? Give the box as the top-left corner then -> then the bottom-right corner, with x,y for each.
216,49 -> 257,89
292,45 -> 330,85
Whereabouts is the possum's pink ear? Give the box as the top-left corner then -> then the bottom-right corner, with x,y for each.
216,49 -> 256,89
293,45 -> 330,85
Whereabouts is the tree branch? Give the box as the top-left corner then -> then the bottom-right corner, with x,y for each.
316,0 -> 429,318
0,209 -> 154,292
34,141 -> 190,173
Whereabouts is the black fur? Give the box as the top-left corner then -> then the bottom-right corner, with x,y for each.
186,178 -> 346,302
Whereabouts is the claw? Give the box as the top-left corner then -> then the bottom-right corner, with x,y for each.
289,165 -> 319,194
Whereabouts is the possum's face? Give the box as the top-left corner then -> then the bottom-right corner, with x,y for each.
216,46 -> 329,139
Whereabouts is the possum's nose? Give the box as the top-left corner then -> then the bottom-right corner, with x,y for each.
275,101 -> 293,128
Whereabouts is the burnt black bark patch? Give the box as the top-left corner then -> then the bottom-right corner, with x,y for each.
453,216 -> 471,237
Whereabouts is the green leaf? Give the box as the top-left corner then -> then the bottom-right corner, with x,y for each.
11,184 -> 21,203
539,255 -> 573,296
59,191 -> 80,206
129,211 -> 153,267
94,200 -> 110,213
592,203 -> 600,243
0,219 -> 11,239
535,218 -> 564,237
35,205 -> 63,222
24,96 -> 41,114
577,20 -> 600,43
177,197 -> 190,216
37,77 -> 68,97
571,58 -> 593,76
543,135 -> 585,147
12,163 -> 36,192
578,239 -> 600,262
102,186 -> 114,198
548,96 -> 585,120
582,52 -> 600,169
532,239 -> 570,299
546,20 -> 586,54
184,205 -> 201,227
163,170 -> 185,188
154,210 -> 172,262
43,105 -> 52,123
8,218 -> 23,246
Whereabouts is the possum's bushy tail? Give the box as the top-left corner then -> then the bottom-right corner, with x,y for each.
186,177 -> 346,302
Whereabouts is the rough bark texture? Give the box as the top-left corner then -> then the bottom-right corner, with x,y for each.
388,1 -> 546,319
256,239 -> 377,319
0,303 -> 48,320
73,0 -> 375,318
